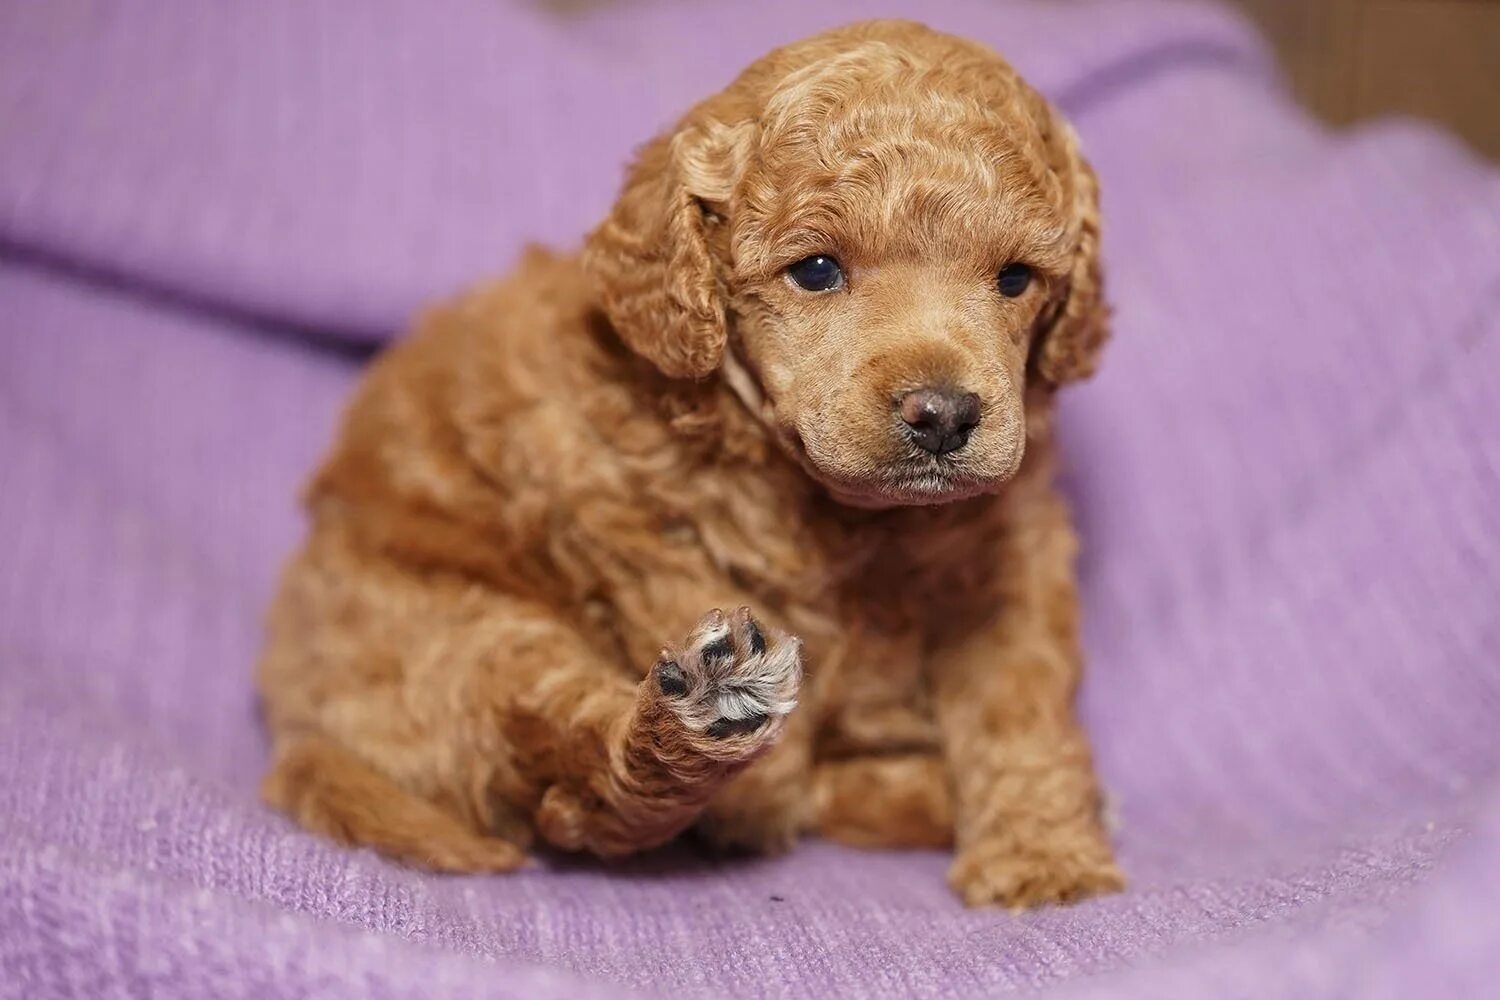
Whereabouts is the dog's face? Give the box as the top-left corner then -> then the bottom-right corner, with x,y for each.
585,21 -> 1108,507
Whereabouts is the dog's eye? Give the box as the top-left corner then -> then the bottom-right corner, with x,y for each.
997,263 -> 1033,298
787,255 -> 844,292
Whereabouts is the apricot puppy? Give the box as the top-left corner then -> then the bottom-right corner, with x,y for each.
258,19 -> 1122,908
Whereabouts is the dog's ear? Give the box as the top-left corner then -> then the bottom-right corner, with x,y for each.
1031,113 -> 1110,386
583,115 -> 753,380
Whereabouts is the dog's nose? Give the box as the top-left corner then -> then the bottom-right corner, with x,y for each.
899,387 -> 982,455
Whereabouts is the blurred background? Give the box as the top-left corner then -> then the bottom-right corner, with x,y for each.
1232,0 -> 1500,160
1,1 -> 1498,996
539,0 -> 1500,160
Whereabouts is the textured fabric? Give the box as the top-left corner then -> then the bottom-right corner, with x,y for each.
1,1 -> 1497,997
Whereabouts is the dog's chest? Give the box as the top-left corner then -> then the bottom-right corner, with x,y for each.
802,617 -> 942,758
567,416 -> 1001,759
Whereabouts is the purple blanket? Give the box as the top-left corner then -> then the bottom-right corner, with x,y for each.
2,2 -> 1497,996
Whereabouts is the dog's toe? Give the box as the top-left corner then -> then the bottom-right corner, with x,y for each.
655,659 -> 689,697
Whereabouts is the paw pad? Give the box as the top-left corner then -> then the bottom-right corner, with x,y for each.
706,714 -> 769,739
700,635 -> 734,665
653,607 -> 802,745
655,660 -> 688,698
746,620 -> 766,656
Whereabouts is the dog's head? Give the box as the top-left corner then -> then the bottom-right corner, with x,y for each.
584,21 -> 1108,507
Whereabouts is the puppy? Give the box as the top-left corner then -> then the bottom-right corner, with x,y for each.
258,20 -> 1121,908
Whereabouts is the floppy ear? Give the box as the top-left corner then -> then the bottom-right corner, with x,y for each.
1032,117 -> 1110,386
582,117 -> 753,380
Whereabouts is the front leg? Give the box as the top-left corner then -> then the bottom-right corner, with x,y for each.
929,446 -> 1122,909
535,606 -> 804,857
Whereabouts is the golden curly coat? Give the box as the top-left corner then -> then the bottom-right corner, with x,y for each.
258,20 -> 1122,908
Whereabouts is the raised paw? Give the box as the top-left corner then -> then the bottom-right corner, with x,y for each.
650,607 -> 802,757
948,833 -> 1124,910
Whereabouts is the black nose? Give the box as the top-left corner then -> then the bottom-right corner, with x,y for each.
899,387 -> 982,455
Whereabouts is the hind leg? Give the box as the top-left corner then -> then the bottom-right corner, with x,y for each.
262,735 -> 526,872
261,537 -> 803,869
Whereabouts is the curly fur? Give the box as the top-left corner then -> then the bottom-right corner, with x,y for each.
258,20 -> 1122,908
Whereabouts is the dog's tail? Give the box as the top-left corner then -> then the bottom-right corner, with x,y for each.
261,735 -> 526,873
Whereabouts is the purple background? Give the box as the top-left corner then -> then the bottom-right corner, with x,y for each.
2,1 -> 1497,996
